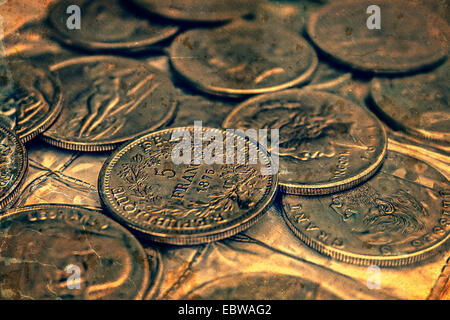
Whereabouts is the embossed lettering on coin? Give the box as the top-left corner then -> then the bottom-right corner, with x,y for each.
0,205 -> 152,300
282,151 -> 450,267
307,0 -> 449,73
98,127 -> 278,245
169,21 -> 318,97
223,89 -> 387,195
48,0 -> 178,52
42,56 -> 177,151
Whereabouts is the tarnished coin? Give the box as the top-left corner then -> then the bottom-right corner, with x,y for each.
169,20 -> 318,97
0,124 -> 27,211
131,0 -> 260,23
47,0 -> 178,52
42,56 -> 178,152
0,204 -> 153,299
307,0 -> 449,73
282,150 -> 450,267
98,127 -> 278,245
184,272 -> 341,299
223,89 -> 387,195
165,90 -> 235,129
371,61 -> 450,144
143,246 -> 164,300
2,60 -> 62,143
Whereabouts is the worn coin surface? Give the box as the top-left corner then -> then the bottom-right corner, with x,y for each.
282,150 -> 450,267
47,0 -> 179,52
0,124 -> 27,211
307,0 -> 449,73
169,20 -> 318,97
99,127 -> 278,245
42,56 -> 178,152
371,61 -> 450,144
165,90 -> 235,129
0,204 -> 153,299
131,0 -> 260,23
223,89 -> 387,195
2,60 -> 62,143
184,272 -> 341,299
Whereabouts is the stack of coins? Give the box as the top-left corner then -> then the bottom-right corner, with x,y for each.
0,0 -> 448,299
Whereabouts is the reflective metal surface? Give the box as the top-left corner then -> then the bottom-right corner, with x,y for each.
0,0 -> 449,300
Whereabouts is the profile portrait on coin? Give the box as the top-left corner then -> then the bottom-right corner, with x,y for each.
330,184 -> 428,246
281,151 -> 450,266
223,89 -> 387,195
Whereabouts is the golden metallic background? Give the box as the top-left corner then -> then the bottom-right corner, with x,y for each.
0,0 -> 449,300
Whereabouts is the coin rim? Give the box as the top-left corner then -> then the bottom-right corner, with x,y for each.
144,247 -> 164,300
370,77 -> 450,144
41,55 -> 178,152
131,0 -> 257,23
281,150 -> 450,267
0,125 -> 28,211
222,88 -> 388,195
47,0 -> 179,52
16,63 -> 64,143
169,22 -> 319,97
98,126 -> 279,245
0,203 -> 151,299
182,272 -> 342,299
307,0 -> 449,74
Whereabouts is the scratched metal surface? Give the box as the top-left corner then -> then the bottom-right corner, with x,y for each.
1,0 -> 450,300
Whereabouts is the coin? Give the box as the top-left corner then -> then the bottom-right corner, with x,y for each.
47,0 -> 179,53
98,127 -> 278,245
42,56 -> 178,152
0,124 -> 27,211
223,89 -> 387,195
165,90 -> 235,129
143,246 -> 164,300
183,272 -> 341,299
282,150 -> 450,267
307,0 -> 449,74
169,20 -> 318,97
131,0 -> 260,23
2,60 -> 63,143
371,61 -> 450,144
0,204 -> 152,299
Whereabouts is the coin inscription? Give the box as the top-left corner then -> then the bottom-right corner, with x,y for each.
170,21 -> 318,97
0,205 -> 152,299
223,89 -> 387,195
282,151 -> 450,267
99,127 -> 278,245
42,56 -> 177,151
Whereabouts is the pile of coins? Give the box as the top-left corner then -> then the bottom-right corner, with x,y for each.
0,0 -> 448,299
